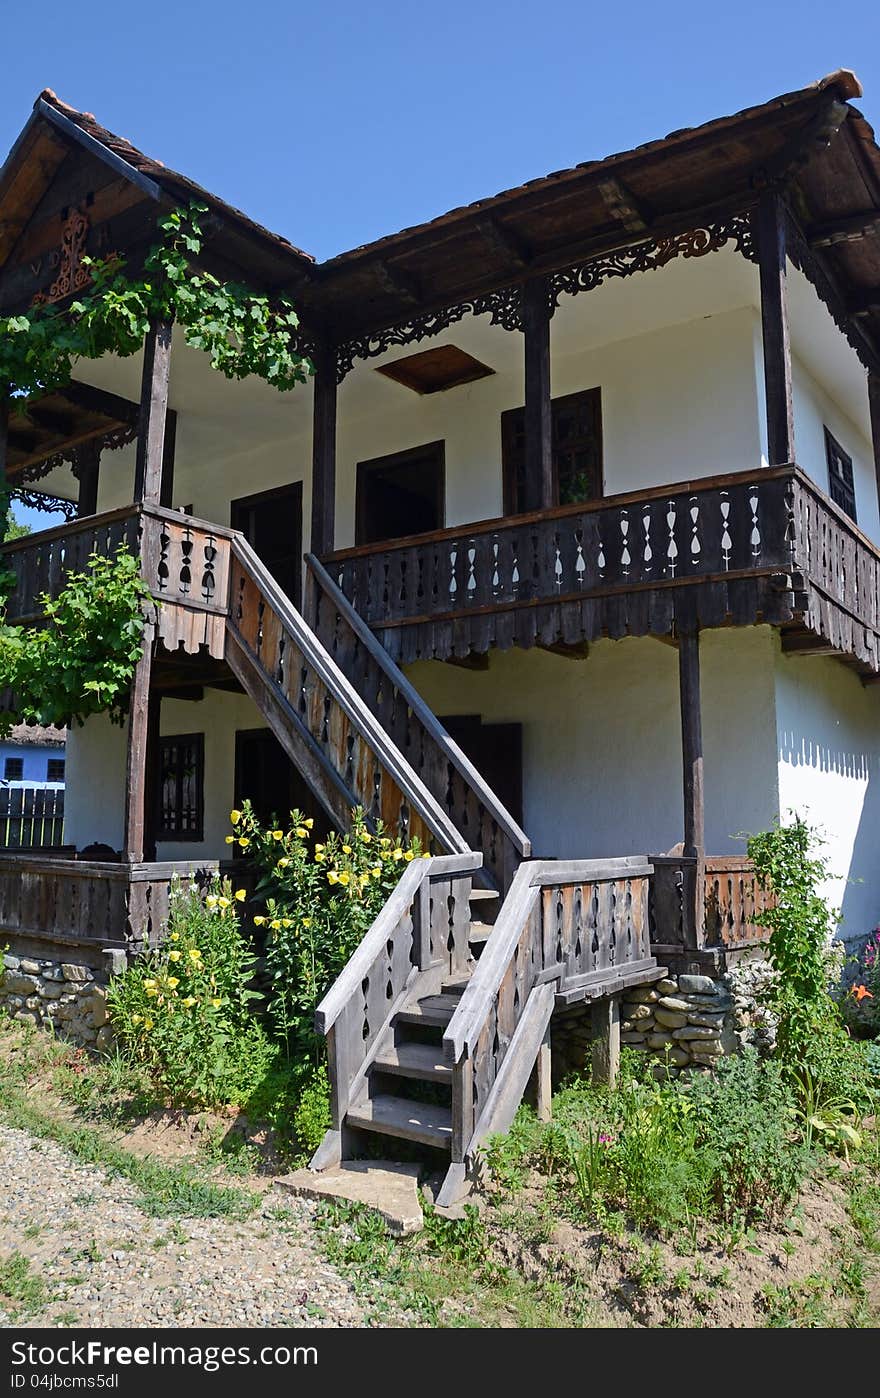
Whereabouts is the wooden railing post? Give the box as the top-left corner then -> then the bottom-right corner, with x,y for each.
757,191 -> 795,465
122,618 -> 156,863
75,441 -> 101,518
522,277 -> 553,511
310,343 -> 337,556
133,318 -> 173,506
678,628 -> 705,948
591,996 -> 621,1087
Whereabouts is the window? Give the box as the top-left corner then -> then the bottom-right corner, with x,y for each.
502,387 -> 603,514
46,758 -> 65,782
3,757 -> 23,782
156,734 -> 204,842
356,441 -> 445,546
825,427 -> 857,523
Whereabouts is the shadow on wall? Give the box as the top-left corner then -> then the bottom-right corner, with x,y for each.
777,727 -> 880,945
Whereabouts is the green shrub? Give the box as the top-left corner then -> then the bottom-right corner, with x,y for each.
107,878 -> 276,1109
292,1063 -> 332,1154
232,802 -> 422,1059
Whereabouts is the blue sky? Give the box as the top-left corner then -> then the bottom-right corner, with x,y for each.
3,1 -> 880,530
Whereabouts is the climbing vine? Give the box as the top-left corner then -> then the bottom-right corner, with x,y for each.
0,202 -> 312,401
0,547 -> 150,736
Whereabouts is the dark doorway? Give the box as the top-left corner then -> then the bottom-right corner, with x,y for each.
234,728 -> 332,841
231,482 -> 303,606
356,441 -> 445,545
502,387 -> 603,514
440,714 -> 524,828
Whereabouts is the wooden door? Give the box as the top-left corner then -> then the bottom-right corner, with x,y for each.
231,482 -> 303,607
440,714 -> 523,828
234,728 -> 332,840
502,387 -> 603,514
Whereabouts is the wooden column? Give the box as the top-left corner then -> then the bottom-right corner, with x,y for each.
159,410 -> 178,509
678,628 -> 705,948
133,318 -> 173,505
535,1025 -> 552,1121
756,191 -> 795,465
591,996 -> 621,1087
0,395 -> 8,542
522,276 -> 553,511
122,620 -> 156,863
310,344 -> 338,557
869,371 -> 880,509
76,441 -> 101,518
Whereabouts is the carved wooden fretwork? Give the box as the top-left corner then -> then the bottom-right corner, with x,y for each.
550,215 -> 757,306
335,214 -> 757,379
8,489 -> 78,520
783,204 -> 880,373
32,206 -> 91,307
335,287 -> 522,381
14,423 -> 138,487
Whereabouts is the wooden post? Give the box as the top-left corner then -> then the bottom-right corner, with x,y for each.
757,191 -> 795,465
122,620 -> 156,863
133,318 -> 173,505
310,344 -> 337,556
159,410 -> 177,509
535,1024 -> 552,1121
591,996 -> 621,1087
522,276 -> 553,511
869,371 -> 880,510
0,395 -> 8,542
678,627 -> 705,947
75,441 -> 101,518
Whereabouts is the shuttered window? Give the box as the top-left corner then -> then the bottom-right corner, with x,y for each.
502,387 -> 603,514
825,427 -> 857,523
157,734 -> 204,842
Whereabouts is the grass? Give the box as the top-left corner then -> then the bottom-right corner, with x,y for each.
0,1252 -> 52,1321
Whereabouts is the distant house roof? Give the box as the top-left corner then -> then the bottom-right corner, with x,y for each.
7,724 -> 66,749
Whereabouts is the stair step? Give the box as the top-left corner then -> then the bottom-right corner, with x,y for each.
372,1042 -> 452,1082
442,976 -> 470,995
395,993 -> 460,1027
468,920 -> 494,944
468,888 -> 499,903
347,1094 -> 452,1149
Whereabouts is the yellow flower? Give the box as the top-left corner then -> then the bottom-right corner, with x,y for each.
277,857 -> 290,869
132,1013 -> 142,1025
422,851 -> 431,859
371,867 -> 382,879
296,827 -> 308,838
205,895 -> 218,909
327,871 -> 339,885
315,843 -> 325,853
392,848 -> 403,861
188,948 -> 202,963
168,950 -> 182,963
166,977 -> 180,990
272,830 -> 284,841
253,915 -> 266,927
144,1018 -> 154,1030
302,918 -> 312,928
380,836 -> 391,847
282,918 -> 294,928
362,832 -> 372,844
234,889 -> 246,902
230,809 -> 242,825
182,996 -> 196,1009
238,837 -> 250,849
343,845 -> 352,855
224,835 -> 235,845
217,896 -> 230,910
270,919 -> 282,931
143,978 -> 157,989
404,850 -> 415,862
359,873 -> 369,887
170,931 -> 180,941
211,998 -> 222,1009
315,852 -> 325,862
304,818 -> 314,829
145,987 -> 158,997
338,871 -> 351,887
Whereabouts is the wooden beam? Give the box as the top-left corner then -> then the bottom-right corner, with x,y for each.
475,216 -> 530,269
596,176 -> 648,234
522,276 -> 553,512
756,191 -> 795,465
374,261 -> 422,306
75,440 -> 101,517
133,318 -> 173,505
850,291 -> 880,319
122,621 -> 156,863
809,210 -> 880,248
678,628 -> 705,862
310,344 -> 337,556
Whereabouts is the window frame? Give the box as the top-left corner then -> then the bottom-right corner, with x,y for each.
824,426 -> 857,524
355,440 -> 446,546
46,758 -> 65,782
3,757 -> 24,782
501,386 -> 603,515
156,732 -> 205,844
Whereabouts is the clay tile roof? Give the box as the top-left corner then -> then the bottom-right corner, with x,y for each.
8,723 -> 66,748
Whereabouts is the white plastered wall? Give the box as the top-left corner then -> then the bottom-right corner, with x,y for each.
775,641 -> 880,944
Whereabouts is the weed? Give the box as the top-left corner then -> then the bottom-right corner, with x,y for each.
0,1253 -> 51,1320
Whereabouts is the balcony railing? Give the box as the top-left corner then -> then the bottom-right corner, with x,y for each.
321,464 -> 880,672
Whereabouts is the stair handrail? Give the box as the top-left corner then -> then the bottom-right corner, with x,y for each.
229,536 -> 470,857
306,552 -> 532,883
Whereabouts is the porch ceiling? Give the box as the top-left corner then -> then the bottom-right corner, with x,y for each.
6,380 -> 139,477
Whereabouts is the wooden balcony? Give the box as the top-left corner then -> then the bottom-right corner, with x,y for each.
321,464 -> 880,674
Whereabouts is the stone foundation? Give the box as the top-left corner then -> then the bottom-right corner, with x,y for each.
0,950 -> 117,1051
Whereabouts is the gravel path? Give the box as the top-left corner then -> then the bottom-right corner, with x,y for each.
0,1124 -> 400,1328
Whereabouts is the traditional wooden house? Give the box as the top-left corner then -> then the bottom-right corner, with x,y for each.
2,71 -> 879,1199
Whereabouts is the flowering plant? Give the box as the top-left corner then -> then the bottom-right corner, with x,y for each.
230,801 -> 423,1062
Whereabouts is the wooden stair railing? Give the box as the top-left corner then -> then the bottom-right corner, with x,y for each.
305,553 -> 531,892
226,537 -> 471,854
311,850 -> 483,1169
439,856 -> 657,1205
